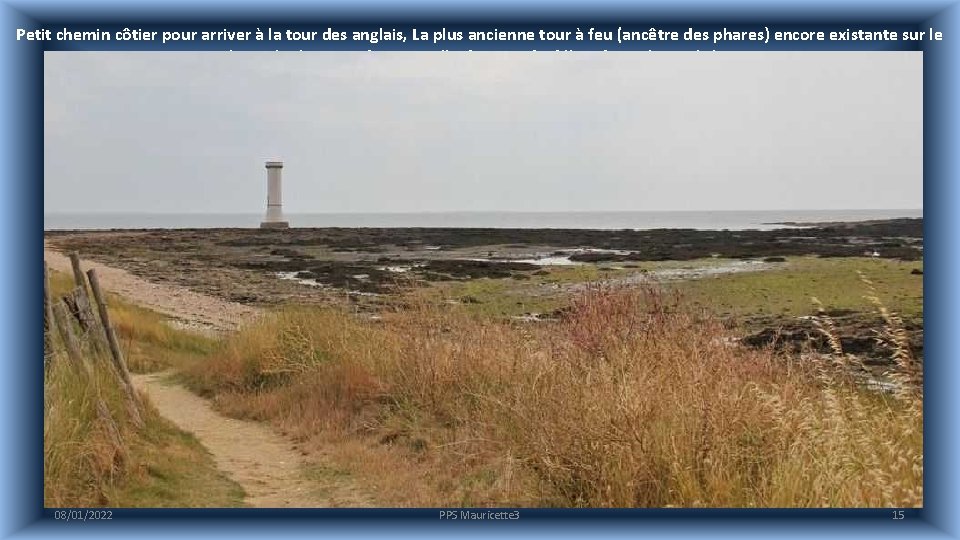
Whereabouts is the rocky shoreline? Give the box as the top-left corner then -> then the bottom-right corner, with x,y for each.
45,219 -> 923,368
45,218 -> 922,297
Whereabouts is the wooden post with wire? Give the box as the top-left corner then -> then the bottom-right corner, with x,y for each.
52,301 -> 90,376
86,268 -> 144,427
43,261 -> 54,364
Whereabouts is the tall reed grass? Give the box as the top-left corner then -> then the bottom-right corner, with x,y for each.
183,286 -> 922,507
44,352 -> 136,506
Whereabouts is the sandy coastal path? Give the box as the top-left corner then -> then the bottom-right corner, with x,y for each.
46,245 -> 371,507
132,372 -> 370,508
44,241 -> 260,333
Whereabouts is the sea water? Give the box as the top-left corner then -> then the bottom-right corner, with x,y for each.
44,209 -> 922,231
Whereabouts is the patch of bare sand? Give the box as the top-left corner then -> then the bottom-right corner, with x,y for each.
133,372 -> 373,508
44,242 -> 259,333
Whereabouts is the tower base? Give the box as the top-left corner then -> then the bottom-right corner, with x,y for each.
260,221 -> 289,229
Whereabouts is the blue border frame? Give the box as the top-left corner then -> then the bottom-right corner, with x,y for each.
4,1 -> 957,538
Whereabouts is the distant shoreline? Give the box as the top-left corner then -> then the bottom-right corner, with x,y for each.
763,218 -> 923,228
44,209 -> 923,232
45,217 -> 923,235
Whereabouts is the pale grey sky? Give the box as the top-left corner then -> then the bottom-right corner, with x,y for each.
44,52 -> 922,213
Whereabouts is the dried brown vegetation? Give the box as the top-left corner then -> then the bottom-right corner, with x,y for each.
182,286 -> 923,508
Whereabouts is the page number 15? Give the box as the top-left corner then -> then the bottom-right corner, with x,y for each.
893,510 -> 905,520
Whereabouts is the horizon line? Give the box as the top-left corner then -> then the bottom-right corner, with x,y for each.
45,208 -> 924,216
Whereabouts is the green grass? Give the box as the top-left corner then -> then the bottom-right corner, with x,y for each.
407,277 -> 566,318
408,256 -> 923,323
675,256 -> 923,319
533,265 -> 606,283
106,414 -> 245,507
410,264 -> 650,318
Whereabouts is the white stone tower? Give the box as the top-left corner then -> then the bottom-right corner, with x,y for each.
260,160 -> 289,229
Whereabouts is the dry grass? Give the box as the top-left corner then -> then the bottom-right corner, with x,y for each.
44,355 -> 135,507
44,271 -> 243,508
181,286 -> 923,508
111,303 -> 218,373
47,270 -> 217,373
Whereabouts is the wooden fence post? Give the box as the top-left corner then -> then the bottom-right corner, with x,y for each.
43,261 -> 54,361
68,252 -> 87,294
48,260 -> 145,429
52,301 -> 91,376
64,286 -> 106,352
86,269 -> 142,410
64,287 -> 93,331
65,253 -> 102,335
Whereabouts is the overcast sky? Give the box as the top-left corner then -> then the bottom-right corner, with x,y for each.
44,52 -> 921,214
